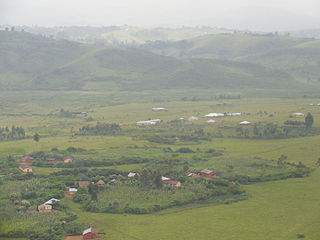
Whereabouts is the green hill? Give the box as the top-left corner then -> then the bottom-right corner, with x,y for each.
0,31 -> 312,91
142,33 -> 320,84
142,34 -> 309,58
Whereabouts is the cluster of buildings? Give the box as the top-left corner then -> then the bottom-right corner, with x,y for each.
18,156 -> 33,173
17,155 -> 73,173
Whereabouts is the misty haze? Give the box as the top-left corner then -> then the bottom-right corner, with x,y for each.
0,1 -> 320,240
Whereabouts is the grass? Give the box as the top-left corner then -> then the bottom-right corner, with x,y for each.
1,94 -> 320,240
63,169 -> 320,240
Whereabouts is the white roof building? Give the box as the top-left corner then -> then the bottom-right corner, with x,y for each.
239,121 -> 251,125
161,176 -> 170,181
188,116 -> 198,121
227,113 -> 242,116
136,119 -> 161,126
44,198 -> 60,205
152,107 -> 167,111
68,188 -> 78,192
293,112 -> 304,117
128,172 -> 137,178
205,113 -> 225,118
82,227 -> 97,235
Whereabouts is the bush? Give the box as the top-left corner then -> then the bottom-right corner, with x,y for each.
176,147 -> 194,153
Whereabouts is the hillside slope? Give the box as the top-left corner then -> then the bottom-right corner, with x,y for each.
142,34 -> 320,83
0,31 -> 309,91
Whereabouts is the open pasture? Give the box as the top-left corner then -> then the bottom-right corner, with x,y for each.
1,94 -> 320,240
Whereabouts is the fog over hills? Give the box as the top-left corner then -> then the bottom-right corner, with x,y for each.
0,30 -> 319,92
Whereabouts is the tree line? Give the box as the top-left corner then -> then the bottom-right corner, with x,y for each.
0,126 -> 25,140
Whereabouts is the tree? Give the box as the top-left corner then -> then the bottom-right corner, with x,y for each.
305,112 -> 314,128
88,184 -> 98,201
33,133 -> 40,142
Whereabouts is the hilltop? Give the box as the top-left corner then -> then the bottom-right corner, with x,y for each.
0,31 -> 318,92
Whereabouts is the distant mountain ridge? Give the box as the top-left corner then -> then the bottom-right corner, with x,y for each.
0,31 -> 318,92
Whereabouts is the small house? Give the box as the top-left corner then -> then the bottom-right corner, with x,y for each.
152,107 -> 167,112
38,204 -> 52,212
227,113 -> 242,117
128,172 -> 137,178
239,121 -> 251,126
75,181 -> 91,187
136,119 -> 161,126
161,176 -> 170,181
46,157 -> 61,163
293,112 -> 304,117
82,228 -> 98,240
19,163 -> 32,173
188,116 -> 198,121
44,198 -> 60,205
21,156 -> 34,163
63,156 -> 73,163
207,119 -> 216,125
187,172 -> 199,178
205,113 -> 224,118
65,188 -> 77,197
162,180 -> 181,187
200,169 -> 217,179
96,180 -> 105,185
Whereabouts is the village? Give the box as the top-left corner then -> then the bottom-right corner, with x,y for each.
0,101 -> 316,240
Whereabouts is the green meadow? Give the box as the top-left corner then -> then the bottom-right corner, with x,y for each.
0,91 -> 320,240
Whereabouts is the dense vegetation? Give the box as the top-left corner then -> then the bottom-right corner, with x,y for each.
77,123 -> 122,136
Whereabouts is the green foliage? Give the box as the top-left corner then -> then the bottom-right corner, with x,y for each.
77,122 -> 122,136
305,112 -> 314,128
0,126 -> 25,141
33,133 -> 40,142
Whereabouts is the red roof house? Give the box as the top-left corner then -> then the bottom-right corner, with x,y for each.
162,180 -> 182,187
96,180 -> 105,185
21,156 -> 34,163
38,204 -> 52,212
199,169 -> 217,179
82,228 -> 98,240
19,163 -> 32,173
63,156 -> 73,163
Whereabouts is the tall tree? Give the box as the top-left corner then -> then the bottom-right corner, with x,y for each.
33,133 -> 40,142
305,112 -> 314,128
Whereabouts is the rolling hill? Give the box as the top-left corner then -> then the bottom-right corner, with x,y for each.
141,33 -> 320,84
0,31 -> 315,91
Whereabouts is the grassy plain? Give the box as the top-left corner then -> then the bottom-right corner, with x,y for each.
1,91 -> 320,240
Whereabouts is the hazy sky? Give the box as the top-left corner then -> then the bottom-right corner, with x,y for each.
1,0 -> 319,31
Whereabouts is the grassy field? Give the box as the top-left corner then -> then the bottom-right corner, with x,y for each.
1,93 -> 320,240
62,169 -> 320,240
